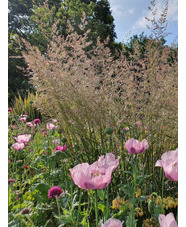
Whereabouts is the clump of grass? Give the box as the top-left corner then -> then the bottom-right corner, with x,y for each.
12,91 -> 41,121
20,11 -> 177,182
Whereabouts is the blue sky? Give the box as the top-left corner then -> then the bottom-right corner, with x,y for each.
108,0 -> 178,45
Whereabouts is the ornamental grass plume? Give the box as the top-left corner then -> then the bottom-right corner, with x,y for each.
125,138 -> 149,154
158,212 -> 178,227
14,134 -> 31,143
155,149 -> 178,181
70,153 -> 119,190
101,218 -> 124,227
54,145 -> 67,152
12,142 -> 25,150
48,186 -> 63,199
21,10 -> 177,172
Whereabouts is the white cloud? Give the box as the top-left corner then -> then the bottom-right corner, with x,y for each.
128,8 -> 135,15
111,5 -> 123,18
167,0 -> 178,21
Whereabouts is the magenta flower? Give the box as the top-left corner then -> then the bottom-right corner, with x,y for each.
101,218 -> 124,227
14,134 -> 31,143
8,108 -> 12,112
125,138 -> 149,154
54,145 -> 67,152
70,158 -> 116,190
12,143 -> 24,150
48,186 -> 63,199
33,119 -> 41,125
97,153 -> 120,174
8,178 -> 15,184
46,122 -> 55,130
155,149 -> 178,181
159,212 -> 178,227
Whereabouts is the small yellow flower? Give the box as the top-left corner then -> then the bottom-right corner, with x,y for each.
136,188 -> 141,198
112,198 -> 125,210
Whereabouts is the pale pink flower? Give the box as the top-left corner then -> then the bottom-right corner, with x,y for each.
121,127 -> 129,131
97,153 -> 120,174
12,125 -> 18,129
53,139 -> 60,145
19,117 -> 27,122
125,138 -> 149,154
46,122 -> 55,130
14,134 -> 31,143
101,218 -> 124,227
52,119 -> 57,123
155,149 -> 178,181
26,122 -> 35,127
12,143 -> 24,150
135,122 -> 141,126
69,154 -> 119,190
159,212 -> 178,227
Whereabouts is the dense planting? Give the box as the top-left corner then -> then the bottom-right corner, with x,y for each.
8,110 -> 178,226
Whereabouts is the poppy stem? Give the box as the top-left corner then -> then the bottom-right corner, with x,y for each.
106,186 -> 109,220
161,171 -> 165,210
95,189 -> 99,227
56,196 -> 61,217
76,188 -> 82,227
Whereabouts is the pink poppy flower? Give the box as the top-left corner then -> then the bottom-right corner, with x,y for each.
8,178 -> 15,184
48,186 -> 63,199
46,122 -> 55,130
121,127 -> 129,131
33,119 -> 41,125
20,117 -> 27,122
155,149 -> 178,181
12,143 -> 24,150
125,138 -> 149,154
135,122 -> 141,126
12,125 -> 18,129
159,212 -> 178,227
8,108 -> 12,112
8,159 -> 10,164
101,218 -> 124,227
26,122 -> 35,127
97,153 -> 120,174
70,160 -> 114,190
43,131 -> 48,137
54,145 -> 67,152
14,134 -> 31,143
19,115 -> 27,122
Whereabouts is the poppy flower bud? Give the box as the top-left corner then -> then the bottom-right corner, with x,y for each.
105,128 -> 113,135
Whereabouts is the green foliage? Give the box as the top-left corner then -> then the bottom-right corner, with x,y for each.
11,92 -> 41,120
